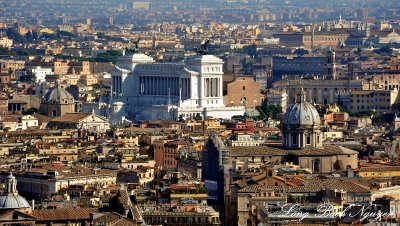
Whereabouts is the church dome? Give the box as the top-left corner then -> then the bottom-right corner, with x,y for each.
0,173 -> 30,210
284,90 -> 321,127
43,86 -> 74,104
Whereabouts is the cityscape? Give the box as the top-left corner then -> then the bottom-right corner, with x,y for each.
0,0 -> 400,225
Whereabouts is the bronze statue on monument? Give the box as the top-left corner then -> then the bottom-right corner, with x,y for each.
194,39 -> 211,55
126,37 -> 141,54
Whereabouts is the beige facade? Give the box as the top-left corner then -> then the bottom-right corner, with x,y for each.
302,31 -> 349,50
273,31 -> 349,50
350,89 -> 399,114
0,115 -> 38,132
80,74 -> 98,86
223,76 -> 263,108
54,60 -> 90,75
41,102 -> 75,118
0,37 -> 13,48
273,78 -> 365,105
0,59 -> 25,76
58,74 -> 80,85
236,186 -> 286,226
49,113 -> 110,133
15,168 -> 118,200
226,134 -> 264,147
266,89 -> 287,113
89,62 -> 114,74
297,153 -> 358,173
371,74 -> 400,91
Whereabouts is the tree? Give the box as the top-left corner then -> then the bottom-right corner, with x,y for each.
14,48 -> 39,56
19,71 -> 36,83
40,32 -> 57,40
0,47 -> 15,56
194,113 -> 202,121
97,33 -> 127,43
315,105 -> 327,117
22,108 -> 38,115
232,115 -> 246,121
57,30 -> 76,38
25,30 -> 39,42
392,103 -> 400,112
262,105 -> 282,120
243,44 -> 258,57
293,48 -> 309,56
95,50 -> 123,63
6,28 -> 26,43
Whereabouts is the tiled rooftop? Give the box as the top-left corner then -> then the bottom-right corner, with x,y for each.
32,208 -> 98,221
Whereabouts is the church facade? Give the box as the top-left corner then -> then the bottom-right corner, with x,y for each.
111,53 -> 245,121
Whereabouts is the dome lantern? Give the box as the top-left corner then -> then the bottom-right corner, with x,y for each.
0,173 -> 31,211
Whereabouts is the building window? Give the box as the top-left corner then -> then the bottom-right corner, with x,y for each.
292,134 -> 297,145
52,109 -> 57,117
306,136 -> 311,145
243,86 -> 246,90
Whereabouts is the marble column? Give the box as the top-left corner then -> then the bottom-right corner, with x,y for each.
317,89 -> 322,104
187,78 -> 190,98
205,78 -> 208,97
216,78 -> 219,97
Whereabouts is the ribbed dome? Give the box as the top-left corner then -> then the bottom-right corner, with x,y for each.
0,173 -> 30,210
0,193 -> 31,209
284,90 -> 321,127
43,86 -> 74,104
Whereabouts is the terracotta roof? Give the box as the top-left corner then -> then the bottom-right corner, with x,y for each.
239,184 -> 285,192
32,208 -> 98,221
0,210 -> 36,221
235,172 -> 296,189
93,212 -> 139,226
286,177 -> 307,186
165,140 -> 192,147
291,178 -> 371,194
33,113 -> 52,123
288,145 -> 357,156
51,113 -> 90,123
230,146 -> 287,157
0,115 -> 20,122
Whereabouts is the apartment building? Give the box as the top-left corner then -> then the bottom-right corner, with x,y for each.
349,89 -> 399,114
